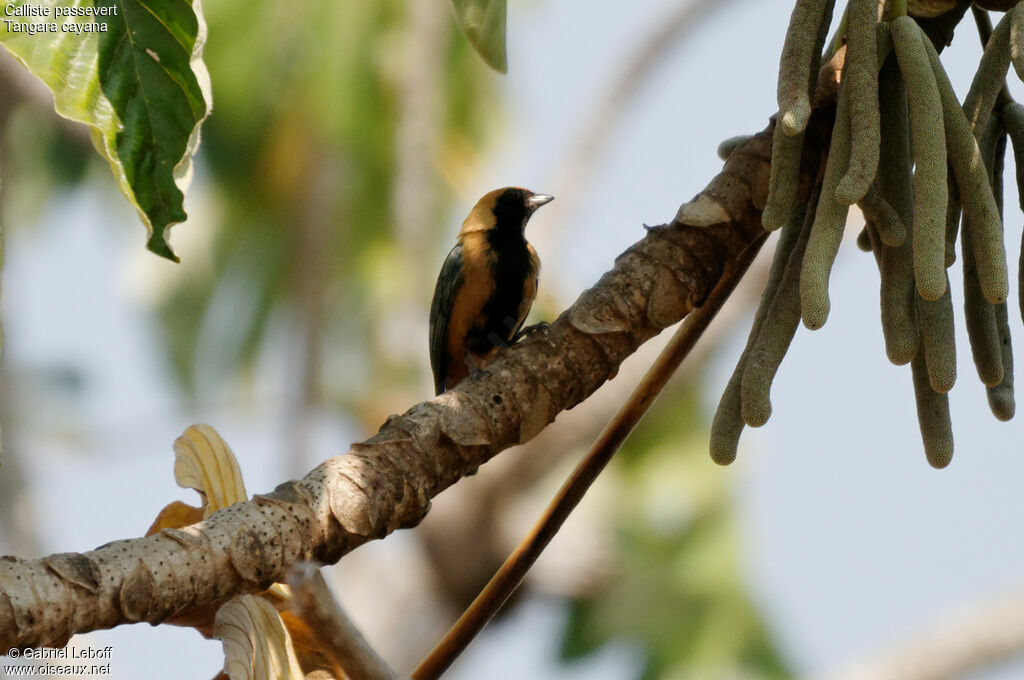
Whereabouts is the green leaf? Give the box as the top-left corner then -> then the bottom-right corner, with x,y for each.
0,0 -> 212,261
449,0 -> 507,73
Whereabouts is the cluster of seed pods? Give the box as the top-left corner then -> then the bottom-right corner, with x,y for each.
711,0 -> 1024,468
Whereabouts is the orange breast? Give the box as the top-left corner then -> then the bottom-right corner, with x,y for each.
445,232 -> 495,385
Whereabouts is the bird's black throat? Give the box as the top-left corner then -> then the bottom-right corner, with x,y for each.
471,226 -> 534,354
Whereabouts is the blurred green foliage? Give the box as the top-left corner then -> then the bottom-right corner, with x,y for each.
1,107 -> 91,226
158,0 -> 495,406
562,383 -> 792,680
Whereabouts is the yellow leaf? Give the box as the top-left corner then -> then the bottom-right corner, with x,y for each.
145,500 -> 206,536
173,423 -> 249,516
214,595 -> 305,680
148,423 -> 247,535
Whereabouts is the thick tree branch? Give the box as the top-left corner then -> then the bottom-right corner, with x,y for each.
0,58 -> 842,652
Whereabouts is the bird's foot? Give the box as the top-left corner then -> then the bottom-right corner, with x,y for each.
513,321 -> 549,342
464,351 -> 489,380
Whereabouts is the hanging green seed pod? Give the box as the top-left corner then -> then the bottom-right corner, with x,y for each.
910,346 -> 955,469
880,240 -> 919,365
856,224 -> 874,251
981,113 -> 1015,420
962,221 -> 1005,387
917,282 -> 957,393
1001,103 -> 1024,213
872,53 -> 913,218
710,370 -> 748,465
992,124 -> 1007,216
777,0 -> 838,135
858,183 -> 907,246
891,16 -> 948,302
764,0 -> 837,230
763,125 -> 807,231
962,9 -> 1012,140
710,203 -> 811,464
836,1 -> 884,205
961,106 -> 1011,389
876,53 -> 913,219
800,76 -> 853,330
864,221 -> 883,263
1001,102 -> 1024,326
987,299 -> 1015,421
875,50 -> 918,365
944,179 -> 961,268
1010,3 -> 1024,83
923,37 -> 1010,304
741,189 -> 818,428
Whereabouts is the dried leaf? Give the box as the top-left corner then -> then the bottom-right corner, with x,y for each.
146,501 -> 205,537
148,424 -> 248,535
214,595 -> 305,680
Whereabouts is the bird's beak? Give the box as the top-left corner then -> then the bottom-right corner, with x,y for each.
526,193 -> 554,211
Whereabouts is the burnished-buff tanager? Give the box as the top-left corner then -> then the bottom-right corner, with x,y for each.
429,187 -> 554,394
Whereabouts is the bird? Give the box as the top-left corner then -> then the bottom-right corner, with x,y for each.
429,187 -> 554,395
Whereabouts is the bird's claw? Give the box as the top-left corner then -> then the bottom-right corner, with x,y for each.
464,351 -> 488,380
513,321 -> 549,342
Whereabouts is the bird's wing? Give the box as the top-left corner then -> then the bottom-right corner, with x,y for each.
429,244 -> 464,394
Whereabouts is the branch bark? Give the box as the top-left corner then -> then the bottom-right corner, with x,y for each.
0,56 -> 841,653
